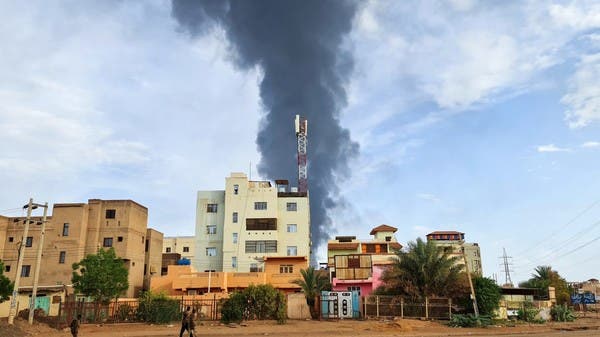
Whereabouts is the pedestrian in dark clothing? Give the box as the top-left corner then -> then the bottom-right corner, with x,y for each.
188,308 -> 197,337
179,306 -> 191,337
70,314 -> 81,337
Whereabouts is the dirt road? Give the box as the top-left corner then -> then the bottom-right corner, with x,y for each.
3,317 -> 600,337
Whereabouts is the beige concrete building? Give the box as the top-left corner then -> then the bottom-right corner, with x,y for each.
0,199 -> 163,299
426,231 -> 482,275
195,172 -> 310,273
163,236 -> 195,261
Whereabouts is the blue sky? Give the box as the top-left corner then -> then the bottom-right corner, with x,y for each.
1,0 -> 599,283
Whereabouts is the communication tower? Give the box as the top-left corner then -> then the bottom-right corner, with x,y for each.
295,115 -> 308,193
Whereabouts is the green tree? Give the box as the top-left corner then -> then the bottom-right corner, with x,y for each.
72,248 -> 129,303
472,277 -> 502,316
379,238 -> 464,300
220,284 -> 286,324
292,266 -> 331,319
519,265 -> 570,304
0,260 -> 14,303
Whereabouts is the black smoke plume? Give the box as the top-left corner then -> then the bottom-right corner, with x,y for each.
171,0 -> 359,259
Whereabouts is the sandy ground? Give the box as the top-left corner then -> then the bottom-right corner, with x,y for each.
2,317 -> 600,337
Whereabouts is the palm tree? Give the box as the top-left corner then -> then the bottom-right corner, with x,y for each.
380,238 -> 464,300
292,266 -> 331,319
519,265 -> 571,304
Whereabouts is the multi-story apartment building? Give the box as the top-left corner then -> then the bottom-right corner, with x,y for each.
425,231 -> 482,275
0,199 -> 163,298
195,172 -> 310,273
163,236 -> 195,261
327,224 -> 402,296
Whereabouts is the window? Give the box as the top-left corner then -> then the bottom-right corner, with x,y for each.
166,247 -> 172,253
385,236 -> 391,242
117,236 -> 123,242
287,224 -> 297,233
145,239 -> 149,252
250,263 -> 263,272
21,265 -> 31,277
348,286 -> 361,295
232,257 -> 237,268
62,223 -> 70,236
233,184 -> 239,195
206,247 -> 217,256
4,265 -> 10,272
105,209 -> 116,219
232,212 -> 238,223
286,202 -> 297,211
246,218 -> 277,230
232,233 -> 238,244
183,246 -> 190,253
245,240 -> 277,253
103,237 -> 113,247
347,255 -> 360,268
280,264 -> 293,273
206,203 -> 218,213
286,246 -> 297,256
8,237 -> 13,242
366,244 -> 376,253
25,237 -> 33,247
254,202 -> 267,210
206,225 -> 217,235
59,251 -> 66,264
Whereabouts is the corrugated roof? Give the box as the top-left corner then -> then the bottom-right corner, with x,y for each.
369,224 -> 398,235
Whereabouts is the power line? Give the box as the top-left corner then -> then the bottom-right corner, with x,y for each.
515,199 -> 600,257
554,233 -> 600,260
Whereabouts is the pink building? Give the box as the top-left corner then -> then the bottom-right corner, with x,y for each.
327,225 -> 402,297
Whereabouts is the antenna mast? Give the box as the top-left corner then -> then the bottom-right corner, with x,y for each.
295,115 -> 308,193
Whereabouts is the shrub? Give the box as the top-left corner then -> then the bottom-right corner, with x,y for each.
220,292 -> 245,324
220,284 -> 287,324
551,304 -> 575,322
448,314 -> 492,327
517,303 -> 544,323
137,291 -> 180,324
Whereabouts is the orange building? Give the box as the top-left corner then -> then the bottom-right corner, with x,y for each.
150,256 -> 308,295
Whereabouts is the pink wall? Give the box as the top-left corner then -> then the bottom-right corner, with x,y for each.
371,265 -> 386,290
332,282 -> 373,297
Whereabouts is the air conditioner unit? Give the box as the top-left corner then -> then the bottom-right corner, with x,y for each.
290,187 -> 298,192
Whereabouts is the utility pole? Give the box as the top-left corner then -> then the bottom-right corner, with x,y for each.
500,248 -> 514,287
29,202 -> 49,324
8,199 -> 34,325
462,246 -> 479,318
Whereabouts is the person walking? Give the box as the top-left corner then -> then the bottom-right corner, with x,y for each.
188,308 -> 197,337
70,314 -> 81,337
179,306 -> 191,337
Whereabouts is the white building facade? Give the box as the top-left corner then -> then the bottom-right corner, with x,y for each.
195,172 -> 310,272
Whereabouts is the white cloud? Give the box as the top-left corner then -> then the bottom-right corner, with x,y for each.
536,144 -> 571,153
562,53 -> 600,128
549,2 -> 600,30
0,1 -> 261,234
581,141 -> 600,148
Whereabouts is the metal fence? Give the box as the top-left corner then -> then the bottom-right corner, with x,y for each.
58,297 -> 222,325
363,296 -> 452,319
